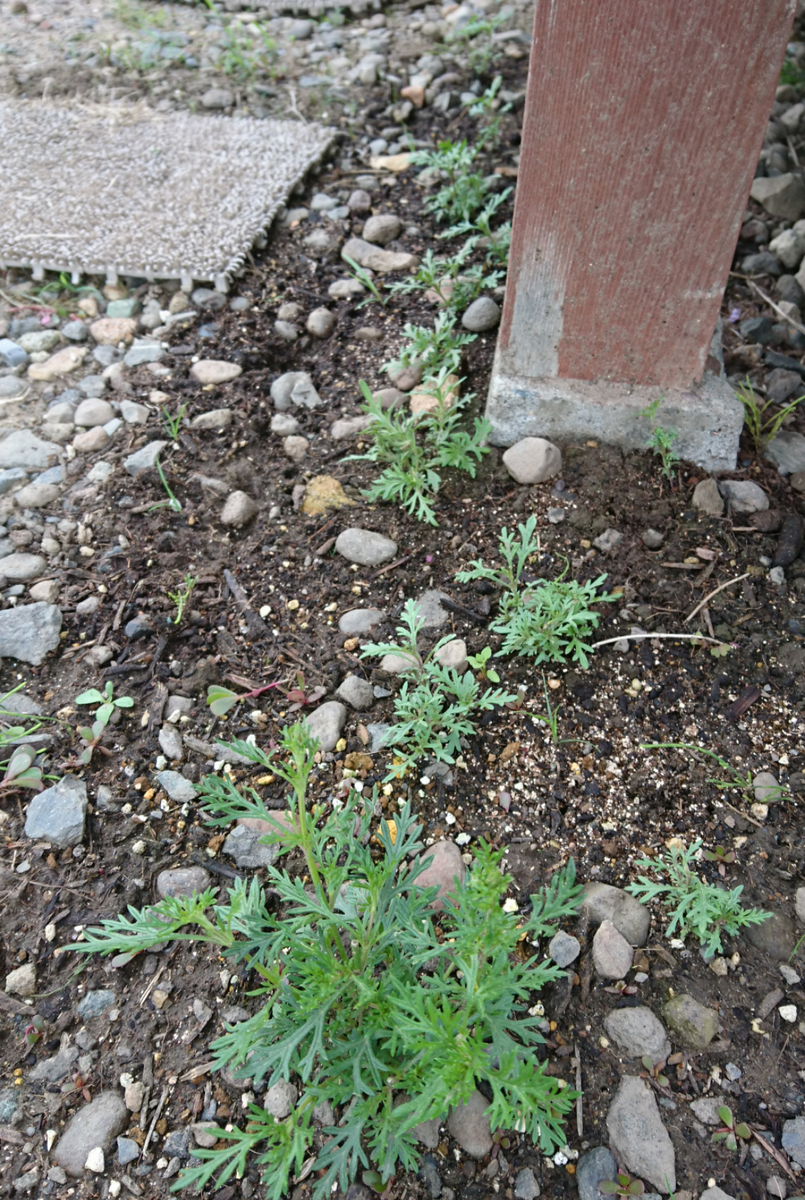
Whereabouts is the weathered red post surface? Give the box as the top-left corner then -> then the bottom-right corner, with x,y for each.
486,0 -> 798,471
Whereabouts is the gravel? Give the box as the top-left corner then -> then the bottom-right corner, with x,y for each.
580,882 -> 650,945
445,1090 -> 492,1158
592,919 -> 634,978
0,429 -> 60,470
156,866 -> 211,898
662,993 -> 719,1049
220,490 -> 258,526
335,674 -> 375,709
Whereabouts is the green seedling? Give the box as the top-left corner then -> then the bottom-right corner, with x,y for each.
443,14 -> 507,75
528,673 -> 578,746
349,376 -> 489,526
162,403 -> 188,442
734,376 -> 805,454
0,745 -> 43,794
383,311 -> 477,379
640,398 -> 680,482
468,76 -> 512,151
640,1056 -> 669,1087
440,190 -> 513,267
361,599 -> 516,780
74,683 -> 134,764
206,682 -> 282,718
386,242 -> 501,312
711,1105 -> 751,1153
625,839 -> 770,957
167,574 -> 197,626
466,646 -> 500,683
148,457 -> 182,514
342,255 -> 388,308
282,672 -> 327,712
600,1173 -> 645,1197
74,720 -> 580,1200
410,139 -> 492,225
702,846 -> 735,876
456,515 -> 615,667
641,742 -> 789,805
24,1015 -> 45,1048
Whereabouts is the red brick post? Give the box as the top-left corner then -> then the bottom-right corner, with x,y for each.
486,0 -> 798,471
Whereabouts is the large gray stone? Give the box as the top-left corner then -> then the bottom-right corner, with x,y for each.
581,882 -> 650,945
604,1006 -> 671,1061
338,608 -> 385,635
719,479 -> 769,513
304,701 -> 347,752
220,491 -> 258,526
156,866 -> 211,899
124,440 -> 167,478
335,674 -> 374,710
362,214 -> 402,244
549,929 -> 581,967
270,371 -> 322,411
744,909 -> 796,961
25,776 -> 87,848
0,430 -> 60,471
662,994 -> 719,1049
502,437 -> 562,484
222,824 -> 279,870
1,553 -> 46,582
766,430 -> 805,474
446,1090 -> 492,1158
0,602 -> 62,664
751,173 -> 805,220
462,296 -> 501,332
335,527 -> 397,566
606,1075 -> 676,1193
593,919 -> 634,979
485,360 -> 743,474
77,990 -> 116,1020
576,1147 -> 618,1200
155,771 -> 197,804
782,1116 -> 805,1167
692,477 -> 725,516
53,1092 -> 128,1176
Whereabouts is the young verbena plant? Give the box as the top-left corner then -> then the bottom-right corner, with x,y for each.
74,721 -> 580,1199
625,840 -> 770,957
384,311 -> 476,379
361,599 -> 516,779
349,376 -> 489,525
640,397 -> 680,482
456,515 -> 615,667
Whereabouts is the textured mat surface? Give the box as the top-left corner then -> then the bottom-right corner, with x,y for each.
0,103 -> 333,289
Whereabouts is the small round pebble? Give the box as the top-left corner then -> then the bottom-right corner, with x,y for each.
461,296 -> 501,332
306,308 -> 336,338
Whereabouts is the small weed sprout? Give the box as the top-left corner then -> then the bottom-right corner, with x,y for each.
74,683 -> 134,764
167,574 -> 197,626
162,403 -> 187,442
466,646 -> 500,683
444,14 -> 507,75
600,1173 -> 645,1197
410,140 -> 491,224
440,190 -> 513,267
468,76 -> 512,151
206,682 -> 282,717
0,745 -> 43,794
361,600 -> 516,779
734,376 -> 805,453
642,742 -> 789,804
711,1105 -> 752,1153
349,376 -> 489,525
384,312 -> 477,379
528,674 -> 578,747
75,721 -> 580,1199
149,457 -> 182,514
640,397 -> 680,481
456,515 -> 615,666
342,255 -> 387,308
387,242 -> 502,313
625,839 -> 770,957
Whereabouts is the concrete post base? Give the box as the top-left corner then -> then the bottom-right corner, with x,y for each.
485,353 -> 744,474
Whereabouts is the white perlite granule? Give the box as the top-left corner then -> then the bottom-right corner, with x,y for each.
0,101 -> 334,290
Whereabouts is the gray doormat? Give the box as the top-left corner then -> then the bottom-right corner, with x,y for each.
0,102 -> 333,290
